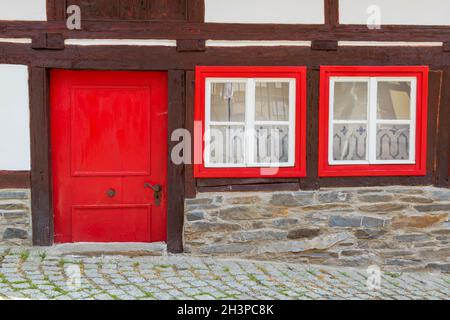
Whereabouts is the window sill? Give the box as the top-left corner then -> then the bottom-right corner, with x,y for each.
318,163 -> 426,177
194,166 -> 306,178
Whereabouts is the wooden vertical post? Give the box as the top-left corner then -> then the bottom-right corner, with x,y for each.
435,68 -> 450,187
167,70 -> 186,253
300,68 -> 320,190
46,0 -> 66,21
188,0 -> 205,22
185,71 -> 197,199
29,67 -> 53,246
324,0 -> 339,28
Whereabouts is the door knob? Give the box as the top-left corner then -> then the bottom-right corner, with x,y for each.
106,188 -> 116,198
144,183 -> 162,206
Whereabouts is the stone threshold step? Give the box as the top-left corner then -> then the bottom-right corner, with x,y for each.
42,242 -> 168,257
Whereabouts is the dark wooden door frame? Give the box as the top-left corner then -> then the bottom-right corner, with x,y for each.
29,67 -> 186,251
167,70 -> 186,253
30,67 -> 53,246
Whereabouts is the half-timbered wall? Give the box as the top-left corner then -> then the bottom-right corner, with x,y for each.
0,1 -> 448,254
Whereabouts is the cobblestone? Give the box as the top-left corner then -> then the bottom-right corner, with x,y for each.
0,249 -> 448,300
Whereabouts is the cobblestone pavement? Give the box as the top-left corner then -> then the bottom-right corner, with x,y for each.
0,248 -> 448,300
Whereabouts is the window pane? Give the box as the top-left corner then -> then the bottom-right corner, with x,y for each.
254,125 -> 289,164
210,82 -> 246,122
333,124 -> 367,161
255,82 -> 290,121
377,124 -> 410,160
208,125 -> 245,164
377,81 -> 411,120
333,82 -> 368,120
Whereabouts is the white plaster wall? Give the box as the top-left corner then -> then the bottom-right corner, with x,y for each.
205,0 -> 324,24
0,0 -> 47,21
0,65 -> 30,170
340,0 -> 450,26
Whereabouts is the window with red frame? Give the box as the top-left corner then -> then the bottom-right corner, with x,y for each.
194,66 -> 307,178
318,66 -> 428,177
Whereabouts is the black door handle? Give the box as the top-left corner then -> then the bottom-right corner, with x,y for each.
144,183 -> 162,206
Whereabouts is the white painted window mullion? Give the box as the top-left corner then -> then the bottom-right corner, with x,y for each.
204,80 -> 212,167
288,79 -> 296,166
328,79 -> 336,165
409,78 -> 417,163
245,79 -> 256,166
368,78 -> 378,164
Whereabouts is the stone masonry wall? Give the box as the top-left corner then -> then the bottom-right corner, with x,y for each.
0,189 -> 31,245
184,186 -> 450,273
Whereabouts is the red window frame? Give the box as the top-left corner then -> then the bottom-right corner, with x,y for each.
194,66 -> 307,178
318,66 -> 429,177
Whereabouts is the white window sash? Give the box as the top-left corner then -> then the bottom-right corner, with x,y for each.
367,78 -> 378,163
329,76 -> 417,166
371,77 -> 416,165
245,78 -> 256,165
204,78 -> 296,168
329,78 -> 370,165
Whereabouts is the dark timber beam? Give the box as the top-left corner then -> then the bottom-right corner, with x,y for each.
1,21 -> 450,42
29,67 -> 53,246
325,0 -> 340,27
435,68 -> 450,187
187,0 -> 205,23
31,33 -> 65,50
444,42 -> 450,52
300,68 -> 320,190
177,39 -> 206,52
46,0 -> 65,21
311,40 -> 338,51
0,44 -> 447,70
167,70 -> 186,253
184,71 -> 196,199
0,171 -> 30,189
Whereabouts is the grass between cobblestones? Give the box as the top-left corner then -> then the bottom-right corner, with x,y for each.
0,249 -> 448,300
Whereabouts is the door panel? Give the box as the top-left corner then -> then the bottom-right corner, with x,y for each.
71,205 -> 151,243
71,87 -> 152,176
51,70 -> 168,243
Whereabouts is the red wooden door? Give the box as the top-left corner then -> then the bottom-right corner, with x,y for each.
51,70 -> 168,243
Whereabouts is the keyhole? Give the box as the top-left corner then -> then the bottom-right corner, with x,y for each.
106,188 -> 116,198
